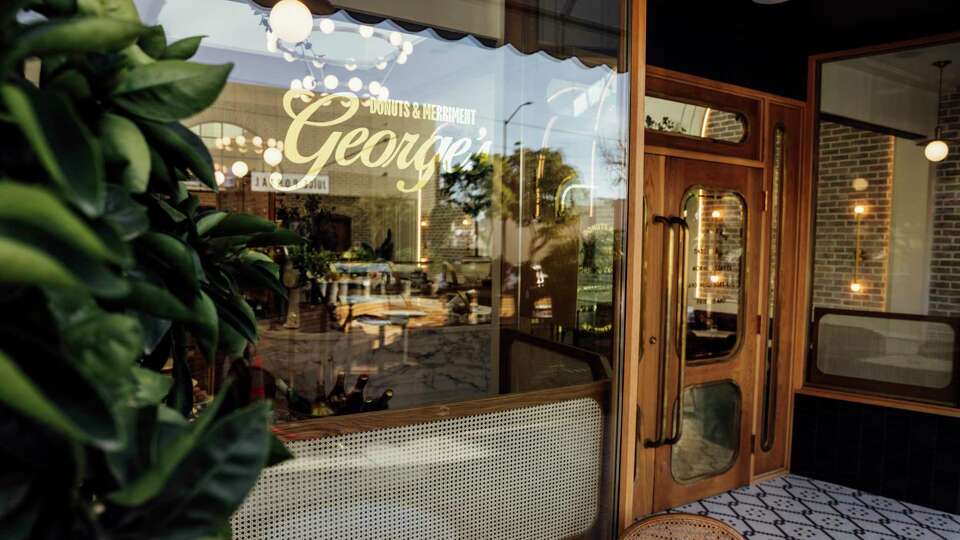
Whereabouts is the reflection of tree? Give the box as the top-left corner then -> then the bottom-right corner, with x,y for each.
600,139 -> 627,187
440,152 -> 493,257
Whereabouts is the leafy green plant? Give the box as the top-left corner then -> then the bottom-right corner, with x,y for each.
288,245 -> 337,280
0,2 -> 301,539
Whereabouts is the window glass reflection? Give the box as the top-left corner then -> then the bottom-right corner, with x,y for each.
682,189 -> 745,362
137,0 -> 627,418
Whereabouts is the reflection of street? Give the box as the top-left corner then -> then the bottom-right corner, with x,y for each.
257,296 -> 493,415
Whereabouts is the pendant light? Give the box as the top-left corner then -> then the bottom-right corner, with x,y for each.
269,0 -> 313,44
922,60 -> 953,163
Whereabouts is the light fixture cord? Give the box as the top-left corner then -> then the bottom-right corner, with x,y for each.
937,62 -> 946,137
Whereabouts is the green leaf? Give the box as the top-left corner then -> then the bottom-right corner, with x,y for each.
0,86 -> 106,217
131,368 -> 173,407
64,312 -> 144,403
246,228 -> 303,247
102,184 -> 150,241
108,380 -> 233,507
189,291 -> 219,361
216,320 -> 247,359
0,349 -> 97,445
205,213 -> 275,237
136,232 -> 200,293
1,17 -> 144,71
0,181 -> 120,264
100,113 -> 151,193
266,434 -> 293,467
163,36 -> 204,61
77,0 -> 141,22
137,25 -> 167,59
0,237 -> 79,289
197,212 -> 228,236
138,120 -> 217,190
115,402 -> 272,539
112,61 -> 232,122
123,278 -> 192,321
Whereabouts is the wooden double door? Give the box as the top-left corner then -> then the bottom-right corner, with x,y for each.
639,155 -> 764,511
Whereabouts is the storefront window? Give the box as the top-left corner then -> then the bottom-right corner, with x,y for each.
136,0 -> 628,416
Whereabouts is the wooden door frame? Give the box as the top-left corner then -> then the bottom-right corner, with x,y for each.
618,57 -> 808,527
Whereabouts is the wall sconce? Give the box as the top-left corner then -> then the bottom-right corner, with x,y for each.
850,205 -> 866,293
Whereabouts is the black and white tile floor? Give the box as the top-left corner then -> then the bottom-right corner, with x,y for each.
668,475 -> 960,539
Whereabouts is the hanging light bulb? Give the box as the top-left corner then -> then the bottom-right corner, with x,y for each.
345,61 -> 357,71
235,135 -> 246,147
267,138 -> 277,148
850,282 -> 862,293
302,75 -> 316,90
369,81 -> 382,96
269,0 -> 313,44
263,147 -> 283,167
269,171 -> 284,185
323,74 -> 339,90
231,160 -> 249,178
378,86 -> 390,100
348,77 -> 362,92
215,170 -> 226,186
358,25 -> 374,38
402,41 -> 413,55
252,136 -> 263,147
375,60 -> 387,70
319,18 -> 335,34
925,60 -> 953,163
289,78 -> 303,91
389,31 -> 403,46
926,139 -> 949,162
396,53 -> 408,65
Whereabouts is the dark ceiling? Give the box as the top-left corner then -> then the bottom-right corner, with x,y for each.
647,0 -> 960,100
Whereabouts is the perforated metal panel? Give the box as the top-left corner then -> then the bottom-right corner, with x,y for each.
232,399 -> 603,540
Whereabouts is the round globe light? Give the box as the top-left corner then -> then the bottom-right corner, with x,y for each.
345,61 -> 357,71
267,138 -> 277,148
215,170 -> 226,186
269,171 -> 283,184
396,53 -> 408,65
348,77 -> 362,92
323,74 -> 338,90
231,160 -> 249,178
318,18 -> 335,34
303,75 -> 317,90
851,177 -> 869,191
263,147 -> 283,167
235,135 -> 246,146
358,25 -> 374,38
849,282 -> 862,293
375,60 -> 387,70
369,81 -> 382,95
289,78 -> 303,91
378,86 -> 390,100
402,41 -> 413,55
389,31 -> 403,46
252,136 -> 263,147
269,0 -> 313,44
925,139 -> 949,162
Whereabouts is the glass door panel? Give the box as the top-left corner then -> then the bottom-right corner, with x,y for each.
682,189 -> 746,363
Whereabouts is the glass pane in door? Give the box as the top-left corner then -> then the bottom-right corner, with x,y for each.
671,382 -> 741,482
682,189 -> 745,361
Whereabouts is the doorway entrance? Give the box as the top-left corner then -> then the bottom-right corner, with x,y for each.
627,67 -> 806,519
644,157 -> 762,510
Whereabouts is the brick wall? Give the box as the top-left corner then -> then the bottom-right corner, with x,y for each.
703,109 -> 745,142
930,88 -> 960,317
813,121 -> 894,311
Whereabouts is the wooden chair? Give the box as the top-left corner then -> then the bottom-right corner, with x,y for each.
620,513 -> 745,540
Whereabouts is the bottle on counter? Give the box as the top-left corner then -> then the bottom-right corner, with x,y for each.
363,389 -> 394,412
276,377 -> 312,416
311,381 -> 335,417
327,373 -> 347,413
342,374 -> 370,414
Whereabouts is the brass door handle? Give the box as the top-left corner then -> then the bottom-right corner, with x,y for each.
645,215 -> 689,449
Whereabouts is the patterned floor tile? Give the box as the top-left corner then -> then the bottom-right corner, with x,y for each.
668,474 -> 960,540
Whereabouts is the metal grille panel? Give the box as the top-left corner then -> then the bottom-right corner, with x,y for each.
232,398 -> 603,540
